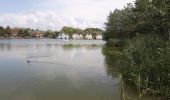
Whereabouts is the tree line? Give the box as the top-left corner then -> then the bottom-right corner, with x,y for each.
0,26 -> 103,39
61,26 -> 103,39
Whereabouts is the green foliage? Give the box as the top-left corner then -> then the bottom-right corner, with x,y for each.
106,39 -> 127,47
117,35 -> 170,98
18,29 -> 24,37
74,28 -> 84,34
61,26 -> 75,38
54,31 -> 60,38
104,0 -> 170,98
61,26 -> 75,34
24,28 -> 31,37
44,30 -> 59,38
60,26 -> 103,39
104,3 -> 135,41
4,26 -> 11,37
84,28 -> 102,38
44,30 -> 52,38
0,26 -> 4,37
104,0 -> 170,40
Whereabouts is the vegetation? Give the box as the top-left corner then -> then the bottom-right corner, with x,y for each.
0,26 -> 12,38
44,30 -> 59,38
104,0 -> 170,41
103,0 -> 170,99
119,35 -> 170,99
84,28 -> 103,39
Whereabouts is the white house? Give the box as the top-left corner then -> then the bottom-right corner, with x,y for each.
57,33 -> 69,39
96,34 -> 103,40
85,34 -> 93,39
72,33 -> 83,39
79,34 -> 83,39
72,33 -> 78,39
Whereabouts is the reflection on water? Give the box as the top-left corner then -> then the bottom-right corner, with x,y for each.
0,39 -> 119,100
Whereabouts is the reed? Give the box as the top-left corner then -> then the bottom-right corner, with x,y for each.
117,34 -> 170,99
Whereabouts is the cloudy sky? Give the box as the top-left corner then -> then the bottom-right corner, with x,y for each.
0,0 -> 134,31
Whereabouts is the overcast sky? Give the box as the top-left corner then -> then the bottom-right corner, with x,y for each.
0,0 -> 134,31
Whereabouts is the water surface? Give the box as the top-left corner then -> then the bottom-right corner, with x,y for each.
0,39 -> 120,100
0,39 -> 152,100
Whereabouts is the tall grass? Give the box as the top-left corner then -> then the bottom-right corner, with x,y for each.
117,34 -> 170,99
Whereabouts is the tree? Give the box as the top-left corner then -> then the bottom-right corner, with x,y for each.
61,26 -> 75,38
0,26 -> 4,37
103,0 -> 170,40
150,0 -> 170,38
5,26 -> 11,37
74,28 -> 84,34
24,28 -> 31,37
18,29 -> 25,37
104,3 -> 134,40
44,30 -> 53,38
84,28 -> 102,39
43,30 -> 59,38
54,31 -> 60,38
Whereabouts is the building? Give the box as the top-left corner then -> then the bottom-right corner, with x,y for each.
79,34 -> 83,39
32,31 -> 44,38
72,33 -> 83,39
96,34 -> 103,40
10,28 -> 20,38
57,33 -> 69,39
85,34 -> 93,39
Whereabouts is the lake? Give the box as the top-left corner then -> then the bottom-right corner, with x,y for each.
0,39 -> 152,100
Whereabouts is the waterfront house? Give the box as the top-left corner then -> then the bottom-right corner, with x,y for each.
72,33 -> 83,39
79,34 -> 83,39
11,28 -> 20,38
96,34 -> 103,40
57,33 -> 69,39
85,34 -> 93,39
72,33 -> 78,39
32,31 -> 44,38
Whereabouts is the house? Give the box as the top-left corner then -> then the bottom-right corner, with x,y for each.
57,33 -> 69,39
32,31 -> 44,38
85,34 -> 93,39
72,33 -> 83,39
72,33 -> 78,39
10,28 -> 20,38
96,34 -> 103,40
79,34 -> 83,39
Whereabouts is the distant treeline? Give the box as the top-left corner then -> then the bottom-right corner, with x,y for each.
0,26 -> 103,39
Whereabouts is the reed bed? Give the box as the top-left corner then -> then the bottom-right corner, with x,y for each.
117,35 -> 170,99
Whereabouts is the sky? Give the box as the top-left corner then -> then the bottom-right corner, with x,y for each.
0,0 -> 135,31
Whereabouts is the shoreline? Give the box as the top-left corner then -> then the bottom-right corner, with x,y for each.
0,37 -> 103,40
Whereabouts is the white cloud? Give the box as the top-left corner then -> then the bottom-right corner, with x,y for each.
0,0 -> 134,30
0,11 -> 105,30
